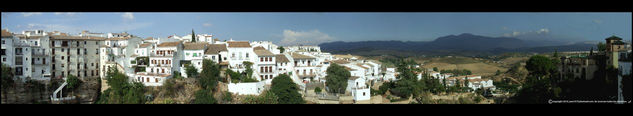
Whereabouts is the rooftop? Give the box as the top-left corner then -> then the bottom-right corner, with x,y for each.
331,59 -> 350,64
184,42 -> 208,50
50,35 -> 106,40
606,36 -> 623,40
107,37 -> 132,40
157,42 -> 180,47
275,54 -> 290,63
1,29 -> 13,37
254,49 -> 275,56
227,41 -> 251,48
253,46 -> 266,50
205,44 -> 228,54
291,53 -> 315,59
139,43 -> 152,48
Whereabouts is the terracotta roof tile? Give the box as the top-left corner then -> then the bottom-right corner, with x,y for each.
291,53 -> 315,59
184,42 -> 208,50
205,44 -> 228,54
275,54 -> 289,63
227,41 -> 251,48
157,42 -> 180,47
254,49 -> 274,56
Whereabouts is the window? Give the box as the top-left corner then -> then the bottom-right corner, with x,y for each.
161,69 -> 165,73
35,41 -> 38,46
155,78 -> 158,82
246,53 -> 249,58
363,92 -> 366,96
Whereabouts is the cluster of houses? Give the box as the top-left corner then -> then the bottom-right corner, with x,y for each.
557,36 -> 632,81
1,29 -> 390,102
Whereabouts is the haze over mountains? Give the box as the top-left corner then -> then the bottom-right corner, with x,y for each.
319,33 -> 597,56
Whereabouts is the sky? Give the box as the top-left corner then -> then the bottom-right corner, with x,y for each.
1,12 -> 631,46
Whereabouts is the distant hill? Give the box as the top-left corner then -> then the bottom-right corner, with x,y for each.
319,33 -> 596,57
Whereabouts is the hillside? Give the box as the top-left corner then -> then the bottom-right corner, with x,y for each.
319,33 -> 596,57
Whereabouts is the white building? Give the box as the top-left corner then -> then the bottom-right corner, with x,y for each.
290,52 -> 319,83
181,42 -> 208,78
227,81 -> 266,95
138,41 -> 182,86
227,41 -> 254,72
347,76 -> 370,101
253,46 -> 276,81
203,43 -> 229,68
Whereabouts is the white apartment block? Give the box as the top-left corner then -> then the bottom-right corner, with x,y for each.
227,41 -> 255,72
51,35 -> 103,80
253,46 -> 277,81
137,41 -> 182,86
181,42 -> 208,78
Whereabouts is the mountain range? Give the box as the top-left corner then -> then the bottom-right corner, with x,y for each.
319,33 -> 597,56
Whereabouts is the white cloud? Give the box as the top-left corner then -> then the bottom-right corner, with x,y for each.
537,28 -> 549,34
21,12 -> 42,17
54,12 -> 77,16
122,12 -> 134,20
23,22 -> 153,34
202,23 -> 212,27
280,29 -> 334,46
503,28 -> 550,37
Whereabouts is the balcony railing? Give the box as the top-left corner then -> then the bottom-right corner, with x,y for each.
150,53 -> 174,57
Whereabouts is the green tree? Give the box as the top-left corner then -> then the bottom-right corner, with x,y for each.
162,78 -> 177,97
172,71 -> 182,79
185,64 -> 198,78
597,42 -> 606,51
324,63 -> 350,94
525,55 -> 559,80
243,61 -> 254,80
553,49 -> 559,57
277,46 -> 285,53
242,90 -> 279,104
193,89 -> 216,104
199,59 -> 220,90
271,74 -> 304,104
1,64 -> 15,103
66,75 -> 81,90
314,87 -> 322,93
97,67 -> 147,104
495,70 -> 501,76
433,67 -> 438,72
191,29 -> 196,42
222,91 -> 233,103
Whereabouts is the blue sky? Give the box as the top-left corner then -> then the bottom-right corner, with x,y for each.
1,12 -> 631,46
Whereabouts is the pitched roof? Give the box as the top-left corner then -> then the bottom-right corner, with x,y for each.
291,53 -> 315,59
157,42 -> 180,47
606,36 -> 622,40
349,76 -> 361,80
50,35 -> 106,40
139,43 -> 152,48
275,54 -> 290,63
205,44 -> 228,54
356,64 -> 369,69
107,37 -> 131,40
331,59 -> 350,64
184,42 -> 208,50
144,37 -> 154,40
227,41 -> 251,48
254,49 -> 274,56
253,46 -> 266,50
1,29 -> 13,37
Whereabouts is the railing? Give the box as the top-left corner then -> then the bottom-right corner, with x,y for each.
150,53 -> 174,57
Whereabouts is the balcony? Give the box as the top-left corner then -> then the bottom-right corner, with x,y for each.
32,50 -> 48,56
150,52 -> 174,57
